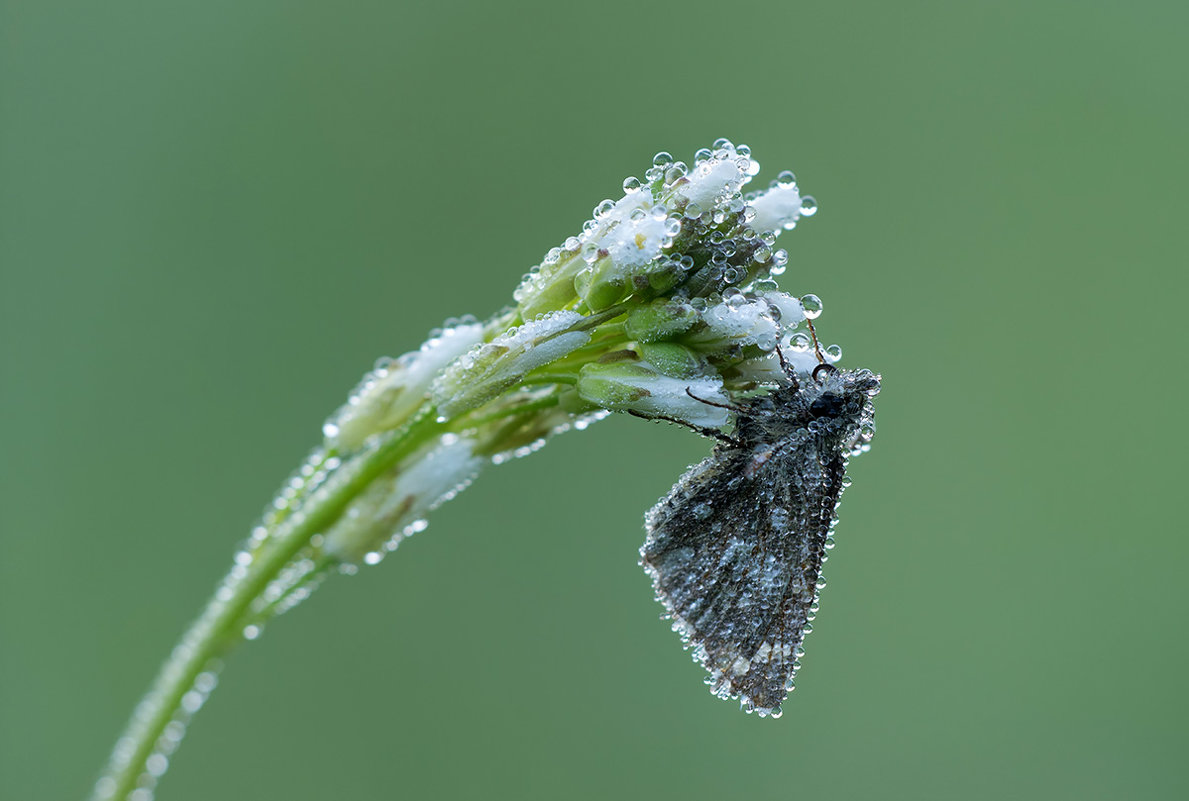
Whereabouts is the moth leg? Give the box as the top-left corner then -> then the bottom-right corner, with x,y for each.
626,409 -> 741,446
774,343 -> 800,389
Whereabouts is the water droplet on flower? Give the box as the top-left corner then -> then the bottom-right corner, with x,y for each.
652,151 -> 673,167
800,195 -> 818,217
623,176 -> 642,193
776,170 -> 797,187
800,294 -> 823,319
824,343 -> 842,361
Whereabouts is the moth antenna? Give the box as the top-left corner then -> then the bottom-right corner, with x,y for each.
684,386 -> 740,411
812,362 -> 837,383
804,317 -> 827,365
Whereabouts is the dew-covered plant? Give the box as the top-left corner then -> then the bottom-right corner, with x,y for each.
91,139 -> 837,801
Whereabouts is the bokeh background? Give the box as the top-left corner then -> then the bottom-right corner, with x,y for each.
3,1 -> 1186,799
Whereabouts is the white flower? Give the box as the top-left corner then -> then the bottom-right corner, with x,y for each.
758,291 -> 806,327
626,373 -> 731,429
603,208 -> 671,269
677,155 -> 748,208
748,182 -> 804,233
576,362 -> 731,429
699,299 -> 780,349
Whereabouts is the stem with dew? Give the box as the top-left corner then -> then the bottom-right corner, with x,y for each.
92,407 -> 443,801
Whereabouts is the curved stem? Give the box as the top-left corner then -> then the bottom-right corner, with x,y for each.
92,408 -> 443,801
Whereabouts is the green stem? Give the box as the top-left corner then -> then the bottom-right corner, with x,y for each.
92,408 -> 443,801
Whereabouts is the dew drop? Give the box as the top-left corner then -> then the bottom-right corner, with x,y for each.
799,195 -> 818,217
145,754 -> 169,777
824,343 -> 842,362
623,176 -> 642,193
799,294 -> 823,319
652,151 -> 673,167
776,170 -> 797,187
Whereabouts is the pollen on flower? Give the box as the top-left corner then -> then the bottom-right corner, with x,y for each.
604,208 -> 670,268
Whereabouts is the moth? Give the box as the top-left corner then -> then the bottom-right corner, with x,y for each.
640,358 -> 880,717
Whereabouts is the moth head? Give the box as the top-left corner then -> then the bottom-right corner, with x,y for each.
806,365 -> 878,417
822,367 -> 880,453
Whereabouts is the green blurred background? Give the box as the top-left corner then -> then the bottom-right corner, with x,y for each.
2,1 -> 1185,799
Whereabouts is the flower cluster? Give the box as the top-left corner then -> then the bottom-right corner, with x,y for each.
310,139 -> 837,565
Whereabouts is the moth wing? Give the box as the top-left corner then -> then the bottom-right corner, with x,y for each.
641,446 -> 845,715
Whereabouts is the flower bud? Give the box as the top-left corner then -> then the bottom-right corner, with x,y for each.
432,311 -> 591,418
624,299 -> 699,343
636,342 -> 706,379
574,256 -> 631,311
576,362 -> 730,429
325,322 -> 484,452
323,435 -> 483,564
514,251 -> 585,321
